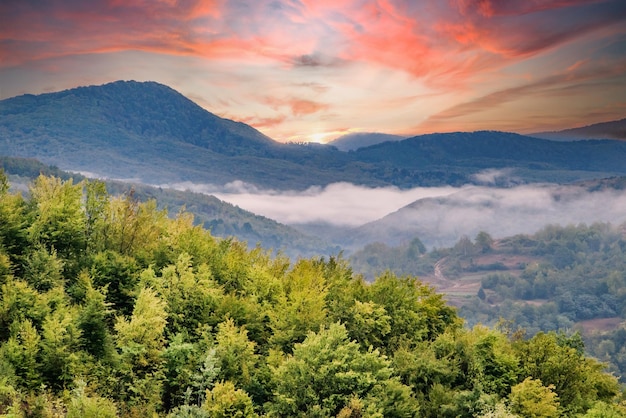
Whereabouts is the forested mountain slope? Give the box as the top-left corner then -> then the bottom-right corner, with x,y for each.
0,81 -> 354,189
0,157 -> 335,258
354,130 -> 626,174
350,222 -> 626,384
0,172 -> 623,417
533,118 -> 626,141
2,81 -> 626,189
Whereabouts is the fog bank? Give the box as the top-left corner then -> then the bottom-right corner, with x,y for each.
162,179 -> 626,249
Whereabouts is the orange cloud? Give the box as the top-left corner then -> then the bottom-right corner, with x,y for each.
289,99 -> 328,116
3,0 -> 623,87
417,58 -> 626,132
238,115 -> 288,129
263,96 -> 329,117
1,0 -> 625,139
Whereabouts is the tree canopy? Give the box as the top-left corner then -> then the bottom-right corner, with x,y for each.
0,173 -> 623,417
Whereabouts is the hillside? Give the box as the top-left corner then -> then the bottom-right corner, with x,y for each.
0,157 -> 335,258
0,81 -> 354,189
533,118 -> 626,141
3,82 -> 626,189
349,222 -> 626,382
354,130 -> 626,175
0,173 -> 623,417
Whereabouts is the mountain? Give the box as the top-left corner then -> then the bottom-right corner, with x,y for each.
327,132 -> 406,151
532,118 -> 626,141
352,130 -> 626,186
0,80 -> 355,189
355,130 -> 626,171
3,81 -> 626,190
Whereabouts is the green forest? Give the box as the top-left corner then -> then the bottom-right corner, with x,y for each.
0,172 -> 624,417
350,222 -> 626,387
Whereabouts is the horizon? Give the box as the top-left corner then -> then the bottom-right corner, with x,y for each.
1,78 -> 623,145
2,0 -> 626,143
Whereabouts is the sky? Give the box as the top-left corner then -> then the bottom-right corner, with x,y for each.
1,0 -> 626,143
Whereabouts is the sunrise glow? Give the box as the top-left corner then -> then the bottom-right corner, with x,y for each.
1,0 -> 625,141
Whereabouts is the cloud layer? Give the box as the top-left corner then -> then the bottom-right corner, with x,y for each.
163,179 -> 626,252
163,180 -> 457,226
348,183 -> 626,249
1,0 -> 625,140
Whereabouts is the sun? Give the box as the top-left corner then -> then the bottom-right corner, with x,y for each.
307,132 -> 331,143
307,129 -> 356,144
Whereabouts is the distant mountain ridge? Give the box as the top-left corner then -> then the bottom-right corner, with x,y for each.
356,130 -> 618,167
532,118 -> 626,141
328,132 -> 407,151
0,80 -> 354,188
2,81 -> 626,190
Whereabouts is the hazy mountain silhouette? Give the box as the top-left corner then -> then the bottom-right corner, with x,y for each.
328,132 -> 407,151
532,118 -> 626,141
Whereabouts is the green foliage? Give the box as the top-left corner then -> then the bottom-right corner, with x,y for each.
509,377 -> 559,418
350,241 -> 436,278
516,332 -> 620,415
581,401 -> 626,418
39,301 -> 82,390
66,380 -> 118,418
27,175 -> 86,262
269,259 -> 329,352
150,253 -> 223,339
0,172 -> 28,265
0,175 -> 623,416
2,319 -> 41,391
0,278 -> 49,341
344,300 -> 391,349
83,180 -> 109,255
76,273 -> 115,361
214,318 -> 258,388
90,250 -> 140,316
23,245 -> 64,292
269,322 -> 416,417
475,231 -> 494,253
478,402 -> 519,418
366,273 -> 460,351
103,192 -> 167,258
168,404 -> 212,418
434,326 -> 519,397
202,381 -> 256,418
115,287 -> 168,368
0,169 -> 9,196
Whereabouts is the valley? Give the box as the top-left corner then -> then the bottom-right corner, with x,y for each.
2,81 -> 626,402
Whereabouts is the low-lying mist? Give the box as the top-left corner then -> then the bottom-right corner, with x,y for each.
344,183 -> 626,249
162,178 -> 626,250
164,180 -> 458,227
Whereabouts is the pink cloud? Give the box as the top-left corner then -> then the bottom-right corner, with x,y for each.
239,115 -> 288,129
1,0 -> 625,138
3,0 -> 623,86
263,96 -> 329,117
415,58 -> 626,133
